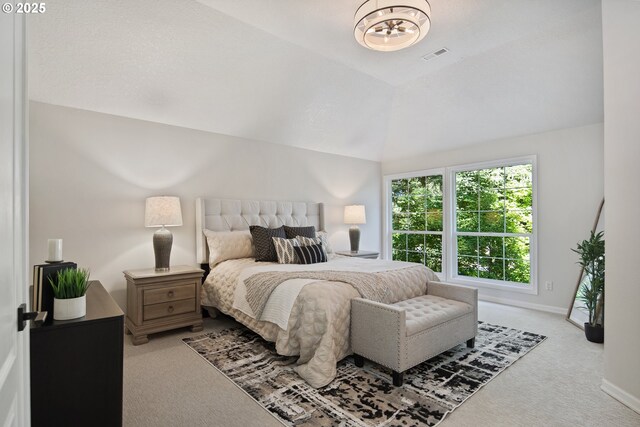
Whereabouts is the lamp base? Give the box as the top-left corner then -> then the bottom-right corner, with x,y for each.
349,226 -> 361,253
153,227 -> 173,272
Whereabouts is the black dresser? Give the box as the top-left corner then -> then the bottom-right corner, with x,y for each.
30,281 -> 124,427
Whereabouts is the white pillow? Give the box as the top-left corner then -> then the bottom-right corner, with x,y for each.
203,229 -> 254,267
316,231 -> 333,254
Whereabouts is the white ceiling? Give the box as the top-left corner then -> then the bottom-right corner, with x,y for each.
28,0 -> 603,162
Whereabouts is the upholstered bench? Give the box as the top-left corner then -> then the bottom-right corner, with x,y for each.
351,281 -> 478,386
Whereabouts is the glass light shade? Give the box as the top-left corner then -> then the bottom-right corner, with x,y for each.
344,205 -> 366,225
354,0 -> 431,52
145,196 -> 183,227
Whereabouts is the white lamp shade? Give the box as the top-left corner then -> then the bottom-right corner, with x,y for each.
344,205 -> 366,225
145,196 -> 183,227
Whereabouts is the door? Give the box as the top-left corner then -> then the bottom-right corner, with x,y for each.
0,12 -> 29,426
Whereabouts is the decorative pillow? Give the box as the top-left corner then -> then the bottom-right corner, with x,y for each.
315,231 -> 333,254
272,237 -> 299,264
284,225 -> 316,239
295,235 -> 319,246
249,225 -> 286,262
294,243 -> 327,264
295,235 -> 328,258
203,229 -> 254,268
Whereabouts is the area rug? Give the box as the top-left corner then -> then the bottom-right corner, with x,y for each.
183,322 -> 546,427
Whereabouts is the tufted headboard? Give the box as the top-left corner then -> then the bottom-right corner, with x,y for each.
195,198 -> 325,264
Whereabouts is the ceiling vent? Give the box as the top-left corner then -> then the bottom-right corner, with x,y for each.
422,48 -> 449,62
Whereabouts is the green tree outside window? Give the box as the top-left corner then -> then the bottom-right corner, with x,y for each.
455,164 -> 532,284
390,163 -> 532,285
391,175 -> 443,272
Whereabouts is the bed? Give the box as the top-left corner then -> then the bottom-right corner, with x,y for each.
196,198 -> 437,388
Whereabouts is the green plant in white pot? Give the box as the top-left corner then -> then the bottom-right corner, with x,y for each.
572,230 -> 605,343
49,268 -> 91,320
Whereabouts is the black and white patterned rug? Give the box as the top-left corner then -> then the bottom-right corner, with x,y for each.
183,322 -> 546,426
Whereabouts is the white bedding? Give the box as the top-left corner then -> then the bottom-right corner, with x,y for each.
201,256 -> 437,387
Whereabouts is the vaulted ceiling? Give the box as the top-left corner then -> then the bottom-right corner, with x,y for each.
28,0 -> 603,161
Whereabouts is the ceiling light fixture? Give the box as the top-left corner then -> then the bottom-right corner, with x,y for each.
354,0 -> 431,52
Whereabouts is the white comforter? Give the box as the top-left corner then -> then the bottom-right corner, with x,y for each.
201,256 -> 437,388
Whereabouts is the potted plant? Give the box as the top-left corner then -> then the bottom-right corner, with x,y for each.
572,230 -> 605,343
49,268 -> 91,320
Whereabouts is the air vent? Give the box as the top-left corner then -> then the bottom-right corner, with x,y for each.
422,47 -> 449,62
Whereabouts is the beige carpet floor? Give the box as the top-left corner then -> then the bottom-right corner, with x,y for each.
123,301 -> 640,427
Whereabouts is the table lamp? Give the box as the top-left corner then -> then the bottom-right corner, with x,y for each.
145,196 -> 183,271
344,205 -> 366,253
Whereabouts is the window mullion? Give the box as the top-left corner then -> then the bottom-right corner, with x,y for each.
456,231 -> 531,238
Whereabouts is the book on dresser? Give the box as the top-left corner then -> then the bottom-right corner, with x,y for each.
32,261 -> 77,316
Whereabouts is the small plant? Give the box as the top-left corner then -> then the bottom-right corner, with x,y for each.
49,268 -> 91,299
572,231 -> 605,327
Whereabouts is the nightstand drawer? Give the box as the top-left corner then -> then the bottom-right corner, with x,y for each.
143,299 -> 195,321
143,283 -> 195,305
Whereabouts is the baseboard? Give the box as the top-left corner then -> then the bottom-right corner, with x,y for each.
601,379 -> 640,414
478,295 -> 566,314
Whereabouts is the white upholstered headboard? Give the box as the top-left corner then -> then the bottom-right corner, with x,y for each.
195,198 -> 325,264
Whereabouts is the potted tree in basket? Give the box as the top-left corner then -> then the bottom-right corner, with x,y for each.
572,230 -> 605,343
49,268 -> 91,320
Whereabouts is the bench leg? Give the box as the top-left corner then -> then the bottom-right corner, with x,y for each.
467,338 -> 475,348
353,354 -> 364,367
392,371 -> 404,386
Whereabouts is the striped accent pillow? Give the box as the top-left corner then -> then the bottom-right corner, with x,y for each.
272,237 -> 299,264
296,236 -> 329,259
295,235 -> 319,246
294,243 -> 327,264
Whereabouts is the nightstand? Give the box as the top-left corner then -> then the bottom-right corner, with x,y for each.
335,250 -> 380,259
124,265 -> 204,345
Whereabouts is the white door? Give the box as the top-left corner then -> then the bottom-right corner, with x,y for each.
0,12 -> 30,426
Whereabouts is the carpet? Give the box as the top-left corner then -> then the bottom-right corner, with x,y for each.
183,322 -> 546,427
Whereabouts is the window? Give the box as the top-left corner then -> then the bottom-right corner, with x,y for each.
390,174 -> 443,273
385,157 -> 536,293
453,163 -> 533,285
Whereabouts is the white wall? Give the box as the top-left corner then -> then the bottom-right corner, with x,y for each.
28,101 -> 609,320
382,124 -> 604,312
29,102 -> 382,309
601,0 -> 640,413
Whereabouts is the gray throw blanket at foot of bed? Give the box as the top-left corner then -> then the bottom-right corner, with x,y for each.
244,267 -> 430,319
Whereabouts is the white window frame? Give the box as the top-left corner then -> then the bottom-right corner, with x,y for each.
383,156 -> 538,295
383,168 -> 446,274
447,156 -> 538,294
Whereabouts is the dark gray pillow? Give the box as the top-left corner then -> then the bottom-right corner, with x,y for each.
249,226 -> 286,262
284,225 -> 316,240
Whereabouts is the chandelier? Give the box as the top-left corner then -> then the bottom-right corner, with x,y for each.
354,0 -> 431,52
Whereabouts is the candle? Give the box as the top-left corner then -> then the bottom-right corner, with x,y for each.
48,239 -> 63,262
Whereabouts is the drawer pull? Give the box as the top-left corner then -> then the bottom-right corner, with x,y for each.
167,305 -> 174,313
167,291 -> 174,298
